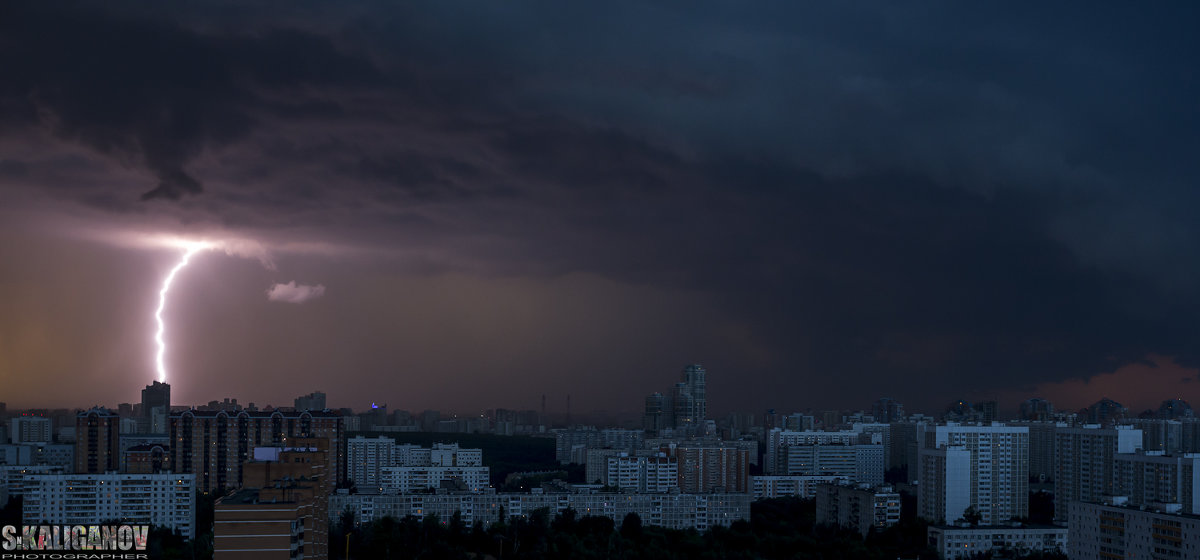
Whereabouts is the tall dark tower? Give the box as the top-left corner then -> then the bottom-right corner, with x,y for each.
142,380 -> 171,434
681,364 -> 707,425
142,381 -> 171,414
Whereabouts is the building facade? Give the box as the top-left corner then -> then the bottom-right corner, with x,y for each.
332,489 -> 751,532
22,473 -> 195,538
928,524 -> 1067,560
1113,451 -> 1200,514
1068,499 -> 1200,560
169,409 -> 345,493
606,454 -> 677,493
9,416 -> 52,445
917,424 -> 1029,525
1053,424 -> 1142,522
815,483 -> 901,537
75,408 -> 121,474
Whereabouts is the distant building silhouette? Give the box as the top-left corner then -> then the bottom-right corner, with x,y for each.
1019,398 -> 1054,421
1087,398 -> 1128,425
1158,398 -> 1194,420
871,398 -> 905,423
295,391 -> 327,411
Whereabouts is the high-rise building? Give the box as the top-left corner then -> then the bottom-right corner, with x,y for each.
380,443 -> 489,493
1024,421 -> 1058,482
1114,451 -> 1200,513
682,364 -> 706,425
75,408 -> 121,474
917,424 -> 1029,525
169,409 -> 345,493
1069,498 -> 1200,560
141,381 -> 170,417
1019,398 -> 1054,421
1087,397 -> 1128,425
643,393 -> 670,433
295,391 -> 327,412
766,428 -> 884,484
347,435 -> 396,489
665,444 -> 751,493
640,364 -> 708,434
871,398 -> 905,423
1159,399 -> 1195,420
607,453 -> 678,493
1053,424 -> 1142,522
215,438 -> 330,560
671,382 -> 694,430
141,381 -> 171,434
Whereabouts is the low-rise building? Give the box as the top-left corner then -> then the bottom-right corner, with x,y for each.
332,489 -> 751,532
928,523 -> 1067,559
751,475 -> 847,499
815,483 -> 900,537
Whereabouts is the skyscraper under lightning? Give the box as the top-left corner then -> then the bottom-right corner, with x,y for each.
142,381 -> 171,434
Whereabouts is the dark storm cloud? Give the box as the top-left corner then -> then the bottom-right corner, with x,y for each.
2,1 -> 1198,412
0,2 -> 380,200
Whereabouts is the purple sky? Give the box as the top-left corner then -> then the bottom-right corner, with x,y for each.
1,2 -> 1198,417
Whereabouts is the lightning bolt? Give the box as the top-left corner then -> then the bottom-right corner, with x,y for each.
154,245 -> 208,383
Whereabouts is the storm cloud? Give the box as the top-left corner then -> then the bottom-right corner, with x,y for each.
0,1 -> 1197,414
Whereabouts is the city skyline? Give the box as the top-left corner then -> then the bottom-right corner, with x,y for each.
2,2 -> 1199,416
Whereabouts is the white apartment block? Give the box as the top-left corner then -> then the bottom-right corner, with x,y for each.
348,438 -> 486,490
928,524 -> 1067,559
332,490 -> 751,532
0,465 -> 64,507
1114,451 -> 1200,513
1054,424 -> 1142,522
348,436 -> 396,488
774,443 -> 884,485
379,465 -> 491,493
751,475 -> 847,499
9,417 -> 52,444
606,454 -> 678,493
766,429 -> 859,474
22,473 -> 196,538
1069,498 -> 1200,560
429,443 -> 482,466
917,424 -> 1029,525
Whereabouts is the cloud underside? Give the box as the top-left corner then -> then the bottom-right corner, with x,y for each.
1,1 -> 1198,408
267,282 -> 326,304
